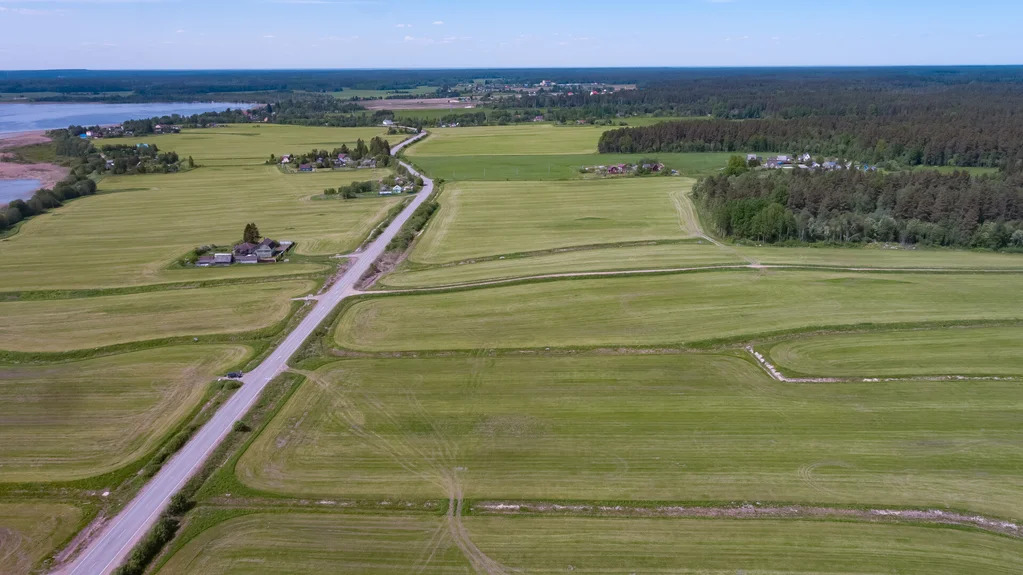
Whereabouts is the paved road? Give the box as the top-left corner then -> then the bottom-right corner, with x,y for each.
59,131 -> 433,575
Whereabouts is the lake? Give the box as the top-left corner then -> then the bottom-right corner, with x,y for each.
0,178 -> 41,205
0,102 -> 251,135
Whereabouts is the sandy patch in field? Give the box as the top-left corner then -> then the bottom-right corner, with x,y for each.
0,161 -> 68,190
0,130 -> 50,150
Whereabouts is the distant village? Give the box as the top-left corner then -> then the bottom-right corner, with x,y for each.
280,153 -> 377,172
581,161 -> 676,177
749,153 -> 879,172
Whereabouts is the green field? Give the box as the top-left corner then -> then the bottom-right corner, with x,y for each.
0,345 -> 249,482
738,245 -> 1023,269
237,355 -> 1023,516
121,124 -> 388,167
158,512 -> 1023,574
337,271 -> 1023,351
332,86 -> 436,99
158,513 -> 465,574
0,165 -> 397,291
409,152 -> 734,182
0,278 -> 313,352
0,503 -> 84,574
410,125 -> 608,156
766,326 -> 1023,378
408,179 -> 697,265
381,242 -> 742,288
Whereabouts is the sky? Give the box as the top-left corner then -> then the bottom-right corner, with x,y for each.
0,0 -> 1020,70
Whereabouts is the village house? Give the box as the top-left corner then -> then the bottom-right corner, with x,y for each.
213,253 -> 233,265
196,255 -> 216,267
231,238 -> 292,264
298,163 -> 313,172
280,154 -> 292,164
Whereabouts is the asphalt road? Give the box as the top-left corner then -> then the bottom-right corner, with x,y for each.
58,131 -> 433,575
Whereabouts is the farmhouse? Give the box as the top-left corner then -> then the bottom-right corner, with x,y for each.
299,164 -> 313,172
213,253 -> 233,265
280,154 -> 292,164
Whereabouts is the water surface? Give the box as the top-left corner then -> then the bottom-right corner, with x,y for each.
0,178 -> 41,205
0,102 -> 251,135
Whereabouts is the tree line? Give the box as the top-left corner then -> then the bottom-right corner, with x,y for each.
693,165 -> 1023,249
598,116 -> 1023,168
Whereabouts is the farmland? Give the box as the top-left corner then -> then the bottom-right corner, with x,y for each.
337,271 -> 1023,352
158,513 -> 1023,574
0,123 -> 409,572
410,125 -> 607,156
0,345 -> 250,482
0,165 -> 396,291
0,503 -> 84,574
235,355 -> 1023,517
380,241 -> 742,288
407,179 -> 698,265
765,326 -> 1023,378
0,278 -> 314,352
18,118 -> 1023,573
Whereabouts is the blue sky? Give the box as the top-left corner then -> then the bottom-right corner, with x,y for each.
0,0 -> 1020,69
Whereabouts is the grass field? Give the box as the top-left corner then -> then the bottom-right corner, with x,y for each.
465,516 -> 1023,574
336,271 -> 1023,351
0,278 -> 313,352
408,179 -> 697,265
737,245 -> 1023,269
0,165 -> 397,290
158,512 -> 1023,574
410,125 -> 608,156
381,242 -> 742,288
766,326 -> 1023,378
121,124 -> 388,167
409,152 -> 734,181
157,513 -> 466,574
237,355 -> 1023,516
0,502 -> 84,574
0,345 -> 249,482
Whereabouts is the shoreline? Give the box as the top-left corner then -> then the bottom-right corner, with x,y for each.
0,130 -> 68,202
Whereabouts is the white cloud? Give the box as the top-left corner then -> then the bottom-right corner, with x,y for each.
263,34 -> 275,39
396,23 -> 411,28
433,20 -> 443,25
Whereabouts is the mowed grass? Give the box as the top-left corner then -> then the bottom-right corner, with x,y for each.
0,165 -> 397,290
409,179 -> 696,265
236,355 -> 1023,517
0,278 -> 313,352
336,271 -> 1023,352
739,245 -> 1023,269
157,513 -> 466,574
121,124 -> 387,167
0,502 -> 83,574
766,326 -> 1023,378
0,345 -> 249,482
410,125 -> 608,156
466,516 -> 1023,574
409,152 -> 734,181
381,242 -> 743,288
158,513 -> 1023,575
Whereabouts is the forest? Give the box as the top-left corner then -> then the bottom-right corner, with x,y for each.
693,166 -> 1023,250
597,116 -> 1023,168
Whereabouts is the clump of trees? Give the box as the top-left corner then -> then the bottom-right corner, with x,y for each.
693,168 -> 1023,249
324,181 -> 375,199
387,198 -> 439,252
275,137 -> 392,169
242,222 -> 261,243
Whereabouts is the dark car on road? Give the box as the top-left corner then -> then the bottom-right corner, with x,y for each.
226,372 -> 244,379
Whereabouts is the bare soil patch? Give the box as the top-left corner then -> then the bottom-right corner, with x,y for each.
0,160 -> 69,190
0,130 -> 50,150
